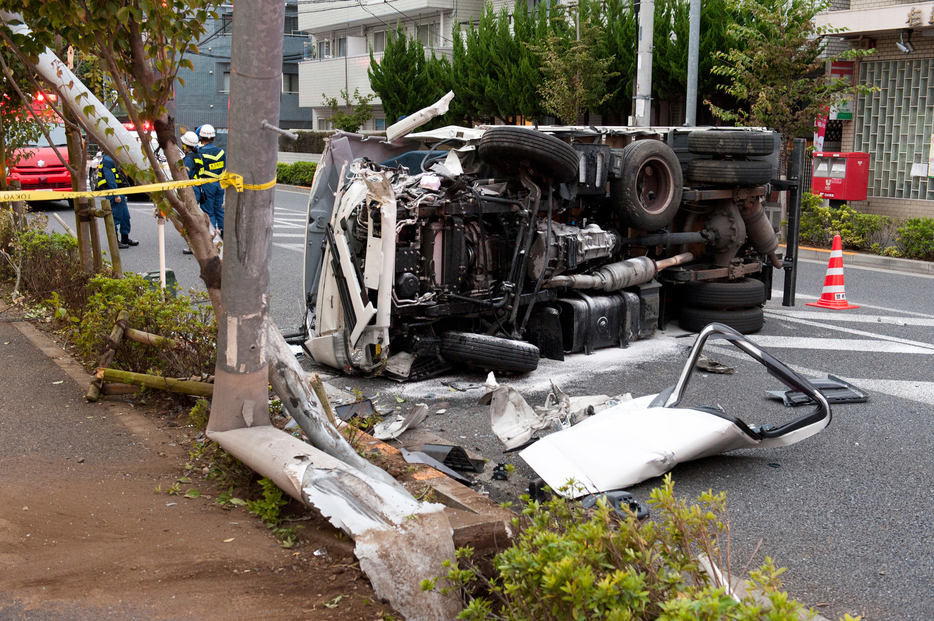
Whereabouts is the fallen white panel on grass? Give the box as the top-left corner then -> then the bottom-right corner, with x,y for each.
520,324 -> 833,497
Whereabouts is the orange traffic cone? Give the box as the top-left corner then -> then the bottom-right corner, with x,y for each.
807,234 -> 859,310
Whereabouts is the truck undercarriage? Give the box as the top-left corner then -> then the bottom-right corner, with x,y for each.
302,124 -> 783,380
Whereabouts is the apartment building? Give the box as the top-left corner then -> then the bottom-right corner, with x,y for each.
817,0 -> 934,219
297,0 -> 519,131
174,2 -> 315,147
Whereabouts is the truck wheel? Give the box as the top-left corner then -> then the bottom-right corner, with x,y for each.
478,127 -> 580,183
687,131 -> 775,157
440,331 -> 540,373
681,278 -> 766,309
678,306 -> 764,334
687,159 -> 772,186
610,140 -> 683,231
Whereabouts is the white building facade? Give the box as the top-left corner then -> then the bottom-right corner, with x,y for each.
298,0 -> 516,131
818,0 -> 934,219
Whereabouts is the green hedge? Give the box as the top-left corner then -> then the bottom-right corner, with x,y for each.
276,161 -> 317,187
278,131 -> 331,154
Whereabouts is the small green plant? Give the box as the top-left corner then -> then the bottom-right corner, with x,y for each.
247,477 -> 289,527
424,475 -> 855,621
73,273 -> 216,379
895,217 -> 934,261
217,487 -> 248,506
165,482 -> 181,496
798,193 -> 894,252
187,399 -> 211,429
273,525 -> 302,548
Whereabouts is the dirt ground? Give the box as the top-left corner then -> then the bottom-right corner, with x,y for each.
0,308 -> 403,620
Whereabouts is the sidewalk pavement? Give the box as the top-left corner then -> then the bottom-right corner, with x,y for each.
782,244 -> 934,276
0,317 -> 387,620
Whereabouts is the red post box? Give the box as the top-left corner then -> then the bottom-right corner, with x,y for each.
811,152 -> 870,201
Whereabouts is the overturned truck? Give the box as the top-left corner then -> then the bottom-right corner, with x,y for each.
302,125 -> 782,380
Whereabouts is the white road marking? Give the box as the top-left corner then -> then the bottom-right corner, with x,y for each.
705,344 -> 934,406
273,242 -> 304,253
770,290 -> 934,318
765,308 -> 934,327
738,336 -> 934,354
763,311 -> 934,351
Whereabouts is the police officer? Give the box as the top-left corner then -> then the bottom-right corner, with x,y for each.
180,131 -> 204,255
197,124 -> 225,236
97,153 -> 137,248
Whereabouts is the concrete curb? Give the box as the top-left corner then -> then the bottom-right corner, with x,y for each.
782,244 -> 934,276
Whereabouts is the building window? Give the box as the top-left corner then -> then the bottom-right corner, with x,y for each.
374,118 -> 386,131
317,118 -> 331,131
338,37 -> 347,57
283,73 -> 298,94
222,71 -> 230,93
221,13 -> 233,34
372,31 -> 386,53
284,14 -> 298,34
317,40 -> 330,59
417,22 -> 440,48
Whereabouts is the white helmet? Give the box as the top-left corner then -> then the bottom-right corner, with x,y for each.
198,124 -> 215,139
181,131 -> 200,147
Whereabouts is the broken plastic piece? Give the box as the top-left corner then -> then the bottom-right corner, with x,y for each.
400,448 -> 473,485
696,354 -> 734,374
581,490 -> 649,521
520,323 -> 832,497
528,477 -> 551,503
765,375 -> 869,407
492,464 -> 509,481
334,398 -> 377,421
372,403 -> 429,440
421,444 -> 485,473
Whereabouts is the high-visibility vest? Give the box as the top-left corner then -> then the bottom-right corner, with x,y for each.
184,151 -> 204,180
96,159 -> 125,189
200,145 -> 226,179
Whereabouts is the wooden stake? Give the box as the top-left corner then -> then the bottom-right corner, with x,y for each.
96,367 -> 214,397
85,309 -> 129,401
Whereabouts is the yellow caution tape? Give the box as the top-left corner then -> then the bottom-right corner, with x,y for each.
0,172 -> 277,204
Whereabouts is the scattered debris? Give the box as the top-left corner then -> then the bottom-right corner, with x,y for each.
491,464 -> 509,481
420,444 -> 485,473
486,372 -> 631,450
334,398 -> 377,422
581,490 -> 649,521
313,547 -> 327,556
400,448 -> 473,485
766,375 -> 869,406
696,354 -> 735,374
372,403 -> 429,440
520,323 -> 833,497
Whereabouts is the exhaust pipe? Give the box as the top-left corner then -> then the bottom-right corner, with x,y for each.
544,252 -> 693,291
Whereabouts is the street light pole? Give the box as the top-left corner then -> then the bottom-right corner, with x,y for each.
634,0 -> 655,127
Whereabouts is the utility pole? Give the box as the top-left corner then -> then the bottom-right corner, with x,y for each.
685,0 -> 701,126
208,0 -> 285,433
634,0 -> 655,127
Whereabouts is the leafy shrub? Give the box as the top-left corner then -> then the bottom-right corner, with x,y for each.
247,476 -> 289,526
278,130 -> 331,154
73,273 -> 216,378
276,160 -> 317,187
895,217 -> 934,261
0,208 -> 91,309
798,193 -> 893,252
425,476 -> 859,621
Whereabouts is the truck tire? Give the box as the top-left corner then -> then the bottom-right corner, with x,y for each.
440,332 -> 540,373
687,131 -> 775,157
610,140 -> 683,231
478,127 -> 580,183
678,306 -> 764,334
687,159 -> 772,186
681,278 -> 766,309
